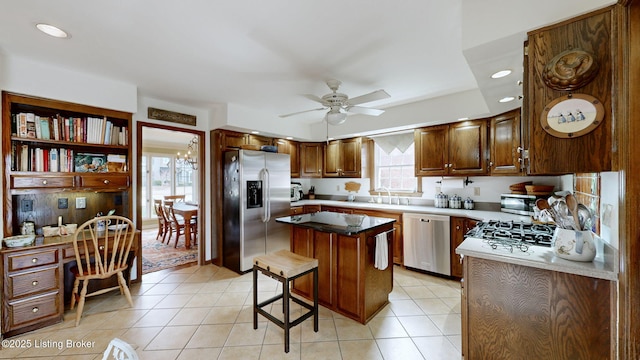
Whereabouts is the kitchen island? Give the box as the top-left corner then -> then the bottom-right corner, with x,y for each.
456,237 -> 618,359
276,211 -> 395,324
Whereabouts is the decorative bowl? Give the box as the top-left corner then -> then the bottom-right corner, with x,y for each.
3,234 -> 36,248
344,214 -> 365,227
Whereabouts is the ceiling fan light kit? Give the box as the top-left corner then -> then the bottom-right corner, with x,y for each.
280,79 -> 390,125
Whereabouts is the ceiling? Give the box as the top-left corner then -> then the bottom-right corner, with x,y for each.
0,0 -> 615,140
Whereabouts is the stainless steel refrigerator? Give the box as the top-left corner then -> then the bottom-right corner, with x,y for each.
223,149 -> 291,273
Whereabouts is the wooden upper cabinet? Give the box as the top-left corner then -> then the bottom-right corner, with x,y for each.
246,134 -> 272,147
300,142 -> 323,178
220,130 -> 247,149
276,139 -> 300,178
323,138 -> 362,178
524,8 -> 613,174
415,120 -> 487,176
414,125 -> 449,176
489,109 -> 523,175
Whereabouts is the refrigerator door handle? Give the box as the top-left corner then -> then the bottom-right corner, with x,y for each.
260,168 -> 271,223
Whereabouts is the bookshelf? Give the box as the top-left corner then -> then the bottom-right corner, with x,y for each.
2,92 -> 133,236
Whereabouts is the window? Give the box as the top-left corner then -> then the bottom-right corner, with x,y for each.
371,132 -> 421,196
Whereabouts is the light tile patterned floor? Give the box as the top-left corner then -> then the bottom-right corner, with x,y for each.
1,265 -> 462,359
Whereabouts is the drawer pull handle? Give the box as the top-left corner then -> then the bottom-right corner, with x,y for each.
31,258 -> 38,263
99,246 -> 105,251
103,179 -> 110,184
42,180 -> 48,185
32,307 -> 39,313
32,280 -> 38,286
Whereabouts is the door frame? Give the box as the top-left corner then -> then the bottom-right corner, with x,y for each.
136,121 -> 206,267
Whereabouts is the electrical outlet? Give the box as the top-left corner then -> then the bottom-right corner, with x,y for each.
474,187 -> 481,196
336,185 -> 340,191
58,198 -> 68,209
76,197 -> 87,209
435,186 -> 441,193
21,199 -> 34,212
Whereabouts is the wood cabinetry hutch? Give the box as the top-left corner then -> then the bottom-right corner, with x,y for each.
1,91 -> 134,338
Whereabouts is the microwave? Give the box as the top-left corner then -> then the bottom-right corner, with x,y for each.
500,193 -> 541,216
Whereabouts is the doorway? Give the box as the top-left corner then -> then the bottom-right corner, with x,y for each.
136,122 -> 206,274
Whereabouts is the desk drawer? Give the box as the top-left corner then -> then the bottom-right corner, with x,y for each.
9,265 -> 59,298
79,174 -> 129,188
11,175 -> 74,189
7,248 -> 59,271
7,291 -> 61,330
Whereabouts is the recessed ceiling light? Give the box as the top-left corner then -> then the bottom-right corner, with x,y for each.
499,96 -> 516,103
36,23 -> 69,38
457,117 -> 469,121
327,137 -> 335,141
251,131 -> 260,134
491,69 -> 512,79
285,136 -> 293,140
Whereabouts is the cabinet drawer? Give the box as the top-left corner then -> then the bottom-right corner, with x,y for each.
7,291 -> 61,330
79,174 -> 129,188
9,265 -> 59,298
291,206 -> 304,215
7,248 -> 59,271
11,175 -> 74,189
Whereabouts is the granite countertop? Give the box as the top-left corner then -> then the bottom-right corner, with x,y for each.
292,199 -> 531,223
456,236 -> 619,281
276,211 -> 395,235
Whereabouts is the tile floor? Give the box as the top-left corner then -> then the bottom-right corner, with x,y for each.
1,264 -> 463,360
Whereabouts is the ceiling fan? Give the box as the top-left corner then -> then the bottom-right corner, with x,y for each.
279,79 -> 390,125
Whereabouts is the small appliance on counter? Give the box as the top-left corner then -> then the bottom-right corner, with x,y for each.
291,182 -> 303,202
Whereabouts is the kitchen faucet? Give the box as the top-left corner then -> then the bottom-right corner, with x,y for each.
376,187 -> 392,204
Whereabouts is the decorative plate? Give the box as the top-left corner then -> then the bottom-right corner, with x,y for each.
540,93 -> 604,138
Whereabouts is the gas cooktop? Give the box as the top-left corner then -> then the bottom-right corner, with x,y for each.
465,220 -> 556,252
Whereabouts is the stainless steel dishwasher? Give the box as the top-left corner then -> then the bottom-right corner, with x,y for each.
403,213 -> 451,276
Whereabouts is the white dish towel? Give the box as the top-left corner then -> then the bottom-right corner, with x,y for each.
374,232 -> 388,270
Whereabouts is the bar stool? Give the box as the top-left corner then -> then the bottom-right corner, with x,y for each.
253,249 -> 319,353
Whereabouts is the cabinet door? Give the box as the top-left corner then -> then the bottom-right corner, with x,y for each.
314,231 -> 335,306
415,125 -> 449,176
323,140 -> 341,177
300,143 -> 323,178
448,120 -> 488,175
339,138 -> 362,177
277,139 -> 300,178
450,217 -> 466,278
222,131 -> 246,149
291,226 -> 313,298
335,234 -> 361,320
490,109 -> 522,175
247,134 -> 272,147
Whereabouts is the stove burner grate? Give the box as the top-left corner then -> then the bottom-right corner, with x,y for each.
466,220 -> 556,250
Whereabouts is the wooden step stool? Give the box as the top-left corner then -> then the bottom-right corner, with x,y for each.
253,249 -> 319,353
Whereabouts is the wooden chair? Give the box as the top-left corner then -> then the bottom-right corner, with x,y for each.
70,216 -> 135,326
163,200 -> 195,248
153,199 -> 168,242
164,194 -> 186,202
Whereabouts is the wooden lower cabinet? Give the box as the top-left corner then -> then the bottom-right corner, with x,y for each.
450,217 -> 477,278
462,256 -> 615,359
290,223 -> 394,324
351,209 -> 403,266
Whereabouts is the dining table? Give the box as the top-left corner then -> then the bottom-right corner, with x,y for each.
172,202 -> 198,249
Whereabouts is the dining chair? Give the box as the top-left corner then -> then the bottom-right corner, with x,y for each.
153,199 -> 168,242
70,215 -> 135,326
163,200 -> 194,248
164,194 -> 186,202
102,337 -> 139,360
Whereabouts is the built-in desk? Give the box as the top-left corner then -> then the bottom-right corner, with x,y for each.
1,230 -> 141,338
277,211 -> 395,324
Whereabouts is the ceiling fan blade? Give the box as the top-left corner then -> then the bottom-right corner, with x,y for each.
345,106 -> 385,116
346,89 -> 390,106
279,107 -> 327,118
303,94 -> 330,106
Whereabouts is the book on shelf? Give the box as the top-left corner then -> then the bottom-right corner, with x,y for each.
12,112 -> 128,146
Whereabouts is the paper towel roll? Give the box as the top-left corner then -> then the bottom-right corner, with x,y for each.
440,178 -> 465,189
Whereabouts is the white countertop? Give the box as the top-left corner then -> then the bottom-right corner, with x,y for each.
292,199 -> 531,222
456,237 -> 619,281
